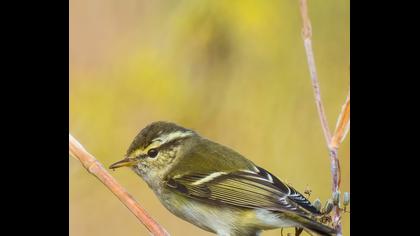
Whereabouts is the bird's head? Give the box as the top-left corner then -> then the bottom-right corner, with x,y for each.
109,121 -> 197,179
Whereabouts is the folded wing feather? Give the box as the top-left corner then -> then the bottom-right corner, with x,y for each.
165,165 -> 321,217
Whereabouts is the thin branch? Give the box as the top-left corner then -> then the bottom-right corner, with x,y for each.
328,148 -> 342,235
298,1 -> 349,236
69,134 -> 170,236
299,0 -> 332,145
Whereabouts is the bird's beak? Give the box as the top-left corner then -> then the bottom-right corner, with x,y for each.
109,157 -> 137,170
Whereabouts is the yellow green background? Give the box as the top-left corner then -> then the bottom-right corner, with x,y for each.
70,1 -> 349,235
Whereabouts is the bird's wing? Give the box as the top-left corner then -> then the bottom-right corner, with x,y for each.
165,165 -> 321,217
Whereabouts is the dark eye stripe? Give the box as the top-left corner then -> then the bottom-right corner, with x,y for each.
142,136 -> 190,159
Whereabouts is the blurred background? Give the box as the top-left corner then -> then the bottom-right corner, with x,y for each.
69,0 -> 349,235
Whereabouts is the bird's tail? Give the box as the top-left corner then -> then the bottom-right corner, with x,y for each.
297,216 -> 337,236
283,212 -> 337,236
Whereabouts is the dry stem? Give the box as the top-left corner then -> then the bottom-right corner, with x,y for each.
299,0 -> 332,145
331,93 -> 350,149
298,1 -> 350,235
69,134 -> 170,236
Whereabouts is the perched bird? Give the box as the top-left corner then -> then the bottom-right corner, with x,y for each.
110,121 -> 336,236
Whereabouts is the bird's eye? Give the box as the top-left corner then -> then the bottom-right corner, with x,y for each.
147,149 -> 159,158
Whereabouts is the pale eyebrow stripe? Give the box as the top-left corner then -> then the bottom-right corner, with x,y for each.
152,131 -> 194,146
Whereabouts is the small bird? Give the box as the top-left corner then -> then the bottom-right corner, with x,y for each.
110,121 -> 336,236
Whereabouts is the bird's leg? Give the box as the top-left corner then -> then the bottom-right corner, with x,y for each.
295,227 -> 304,236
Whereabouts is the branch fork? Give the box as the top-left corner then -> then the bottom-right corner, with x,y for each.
298,0 -> 350,235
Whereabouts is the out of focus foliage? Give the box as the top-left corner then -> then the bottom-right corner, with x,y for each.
70,1 -> 349,235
